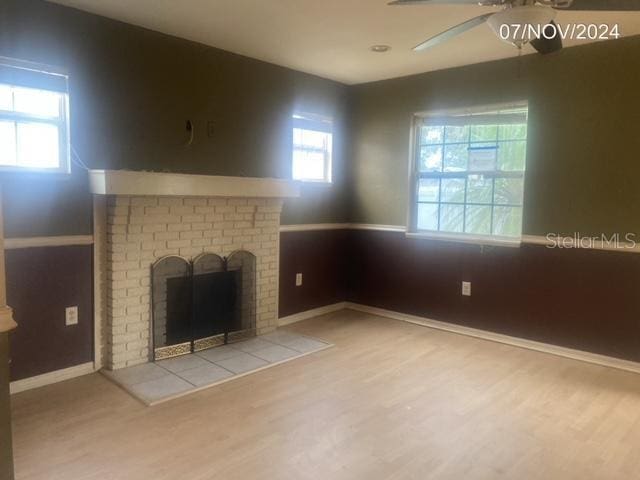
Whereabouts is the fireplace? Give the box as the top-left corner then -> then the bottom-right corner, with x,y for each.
151,251 -> 256,361
90,169 -> 299,370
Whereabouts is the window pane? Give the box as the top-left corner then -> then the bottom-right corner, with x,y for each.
13,87 -> 61,118
470,124 -> 497,142
419,145 -> 442,172
417,203 -> 438,231
0,85 -> 11,111
292,149 -> 325,181
467,175 -> 493,204
0,121 -> 16,166
413,108 -> 527,240
420,126 -> 443,144
444,125 -> 468,143
440,204 -> 464,233
465,205 -> 491,235
443,143 -> 467,172
418,178 -> 439,202
494,177 -> 524,205
468,146 -> 497,171
440,178 -> 465,203
293,127 -> 303,145
498,140 -> 526,171
493,206 -> 522,237
498,124 -> 527,140
16,122 -> 60,168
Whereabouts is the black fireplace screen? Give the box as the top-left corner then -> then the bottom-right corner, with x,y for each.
151,251 -> 256,361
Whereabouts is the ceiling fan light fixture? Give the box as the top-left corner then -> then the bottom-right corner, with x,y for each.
486,6 -> 557,48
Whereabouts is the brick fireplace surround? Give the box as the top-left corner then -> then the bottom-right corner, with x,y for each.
91,170 -> 299,370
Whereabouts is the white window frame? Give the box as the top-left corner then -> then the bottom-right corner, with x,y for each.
406,101 -> 528,247
0,57 -> 70,174
291,113 -> 333,184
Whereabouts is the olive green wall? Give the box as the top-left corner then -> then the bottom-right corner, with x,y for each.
0,333 -> 13,480
0,0 -> 350,237
349,36 -> 640,236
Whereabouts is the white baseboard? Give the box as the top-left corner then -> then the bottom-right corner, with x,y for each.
278,302 -> 347,326
345,302 -> 640,375
10,362 -> 96,394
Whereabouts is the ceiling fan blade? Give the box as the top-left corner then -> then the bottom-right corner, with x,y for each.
389,0 -> 502,5
413,13 -> 494,51
554,0 -> 640,10
530,20 -> 563,54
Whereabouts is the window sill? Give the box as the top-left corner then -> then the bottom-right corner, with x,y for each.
405,231 -> 521,248
295,179 -> 333,187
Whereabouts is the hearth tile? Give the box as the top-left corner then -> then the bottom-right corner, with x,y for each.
106,363 -> 170,386
129,374 -> 193,403
177,364 -> 234,387
251,344 -> 299,363
196,345 -> 244,363
232,338 -> 275,353
157,354 -> 210,374
277,337 -> 329,354
261,330 -> 303,345
214,352 -> 269,374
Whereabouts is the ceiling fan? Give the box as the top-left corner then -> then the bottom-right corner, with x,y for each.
389,0 -> 640,55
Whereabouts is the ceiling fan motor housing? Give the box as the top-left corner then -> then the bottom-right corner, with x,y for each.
487,5 -> 557,47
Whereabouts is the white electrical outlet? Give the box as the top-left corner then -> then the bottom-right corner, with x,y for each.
462,281 -> 471,296
295,273 -> 303,287
65,306 -> 78,326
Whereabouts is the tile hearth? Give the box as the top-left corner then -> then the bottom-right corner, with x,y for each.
102,330 -> 331,405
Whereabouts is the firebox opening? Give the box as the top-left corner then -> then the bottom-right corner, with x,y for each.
151,250 -> 256,361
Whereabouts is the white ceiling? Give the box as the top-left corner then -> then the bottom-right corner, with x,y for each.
47,0 -> 640,84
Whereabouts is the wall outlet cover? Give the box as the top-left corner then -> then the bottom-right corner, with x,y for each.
295,273 -> 303,287
462,281 -> 471,296
65,306 -> 79,326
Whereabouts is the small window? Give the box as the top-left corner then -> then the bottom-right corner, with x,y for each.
0,57 -> 70,173
292,113 -> 332,183
410,103 -> 528,243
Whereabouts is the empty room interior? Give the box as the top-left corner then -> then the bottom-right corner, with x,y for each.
2,0 -> 640,478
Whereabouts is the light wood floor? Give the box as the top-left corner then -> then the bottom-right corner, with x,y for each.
11,309 -> 640,480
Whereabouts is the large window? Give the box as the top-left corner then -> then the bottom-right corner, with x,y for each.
0,57 -> 70,172
292,113 -> 332,183
410,103 -> 527,242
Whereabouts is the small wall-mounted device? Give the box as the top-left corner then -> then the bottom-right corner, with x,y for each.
65,306 -> 79,326
461,281 -> 471,296
295,273 -> 303,287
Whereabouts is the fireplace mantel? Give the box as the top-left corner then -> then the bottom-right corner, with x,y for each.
89,169 -> 300,198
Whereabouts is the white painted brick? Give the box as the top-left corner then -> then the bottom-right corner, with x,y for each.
184,198 -> 207,206
237,205 -> 256,213
158,197 -> 184,206
170,206 -> 195,215
145,206 -> 169,215
131,197 -> 158,206
105,193 -> 283,370
182,214 -> 204,223
167,239 -> 191,249
168,223 -> 192,232
180,230 -> 203,240
154,231 -> 179,241
191,222 -> 212,231
142,224 -> 167,233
